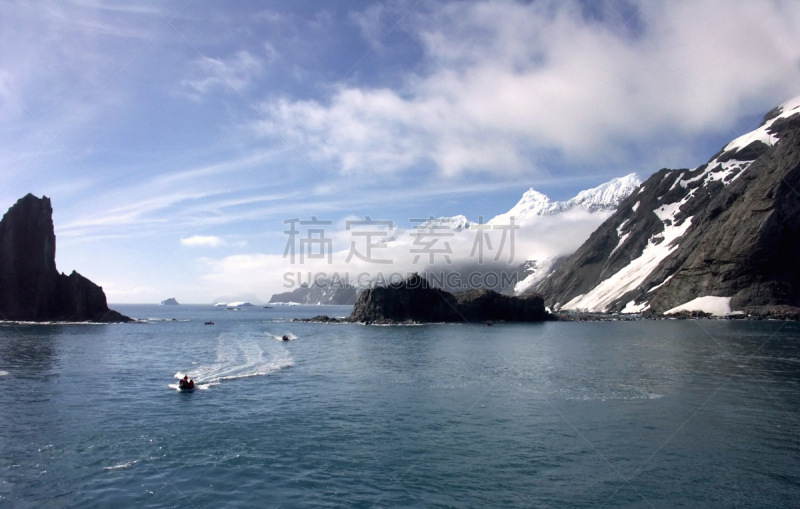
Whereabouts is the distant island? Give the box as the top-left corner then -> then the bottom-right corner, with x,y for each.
160,298 -> 180,305
269,282 -> 357,305
0,194 -> 130,322
301,274 -> 548,324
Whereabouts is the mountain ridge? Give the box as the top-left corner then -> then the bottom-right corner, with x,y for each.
489,173 -> 641,224
534,95 -> 800,315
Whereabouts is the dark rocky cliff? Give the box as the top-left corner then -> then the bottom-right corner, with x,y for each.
649,113 -> 800,313
0,194 -> 130,322
534,99 -> 800,315
348,274 -> 547,323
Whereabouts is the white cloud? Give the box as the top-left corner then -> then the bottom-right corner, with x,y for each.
183,50 -> 266,98
181,235 -> 225,247
259,0 -> 800,177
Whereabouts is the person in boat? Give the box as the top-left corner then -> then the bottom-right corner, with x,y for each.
282,335 -> 289,341
179,375 -> 195,389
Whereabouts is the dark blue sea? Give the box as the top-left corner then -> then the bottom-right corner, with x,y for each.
1,305 -> 799,508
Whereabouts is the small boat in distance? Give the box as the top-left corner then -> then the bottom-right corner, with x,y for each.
205,321 -> 214,325
178,375 -> 195,391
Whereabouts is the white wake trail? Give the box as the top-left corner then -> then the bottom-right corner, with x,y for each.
171,334 -> 292,390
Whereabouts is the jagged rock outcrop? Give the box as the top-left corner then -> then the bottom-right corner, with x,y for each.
347,274 -> 547,323
0,194 -> 130,322
269,282 -> 358,305
534,96 -> 800,316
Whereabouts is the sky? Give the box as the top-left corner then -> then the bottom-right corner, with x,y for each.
1,0 -> 800,304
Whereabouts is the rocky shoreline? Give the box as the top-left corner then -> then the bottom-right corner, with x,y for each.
291,274 -> 800,324
295,305 -> 800,324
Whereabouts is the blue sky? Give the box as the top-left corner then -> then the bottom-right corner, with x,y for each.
1,0 -> 799,303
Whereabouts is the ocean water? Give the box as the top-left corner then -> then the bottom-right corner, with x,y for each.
1,305 -> 799,508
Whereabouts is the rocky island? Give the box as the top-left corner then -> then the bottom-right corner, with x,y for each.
0,194 -> 131,322
301,274 -> 548,324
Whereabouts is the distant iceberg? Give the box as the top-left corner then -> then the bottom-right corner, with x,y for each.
226,302 -> 254,308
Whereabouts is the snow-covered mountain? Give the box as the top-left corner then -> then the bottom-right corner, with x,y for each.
415,174 -> 641,232
412,215 -> 472,231
489,173 -> 641,225
269,173 -> 645,302
390,174 -> 642,295
535,95 -> 800,316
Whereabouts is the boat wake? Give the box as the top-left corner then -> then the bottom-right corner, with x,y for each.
272,333 -> 298,341
104,460 -> 139,471
170,336 -> 292,390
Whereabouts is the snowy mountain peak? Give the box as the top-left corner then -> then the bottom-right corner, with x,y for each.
569,173 -> 642,212
490,173 -> 641,224
413,215 -> 472,231
500,189 -> 558,219
517,189 -> 551,209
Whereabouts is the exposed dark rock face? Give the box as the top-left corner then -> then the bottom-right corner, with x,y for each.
347,274 -> 547,324
453,289 -> 547,322
0,194 -> 131,322
269,282 -> 358,305
534,101 -> 800,316
739,305 -> 800,320
348,274 -> 458,323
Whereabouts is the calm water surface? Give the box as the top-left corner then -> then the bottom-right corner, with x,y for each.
1,305 -> 799,508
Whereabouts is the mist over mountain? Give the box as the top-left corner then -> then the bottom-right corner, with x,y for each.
269,174 -> 641,303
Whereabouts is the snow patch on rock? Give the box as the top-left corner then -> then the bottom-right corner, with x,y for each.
561,193 -> 694,312
664,296 -> 732,317
622,300 -> 649,313
514,256 -> 561,295
724,96 -> 800,152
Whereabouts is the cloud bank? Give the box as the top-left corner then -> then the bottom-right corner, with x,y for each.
258,0 -> 800,176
